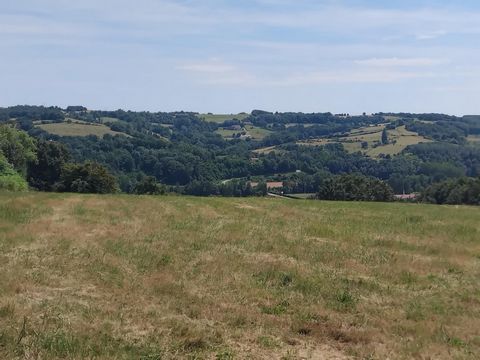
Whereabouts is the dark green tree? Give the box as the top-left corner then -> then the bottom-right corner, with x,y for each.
134,176 -> 166,195
56,162 -> 118,194
381,128 -> 389,145
27,140 -> 70,191
421,177 -> 480,205
0,125 -> 37,176
317,174 -> 393,202
0,153 -> 28,191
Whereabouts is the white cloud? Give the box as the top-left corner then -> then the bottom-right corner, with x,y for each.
1,0 -> 480,113
415,30 -> 448,40
355,57 -> 448,67
176,59 -> 256,85
272,69 -> 436,86
177,62 -> 236,74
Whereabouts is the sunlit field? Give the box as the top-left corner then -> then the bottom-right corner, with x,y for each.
0,192 -> 479,359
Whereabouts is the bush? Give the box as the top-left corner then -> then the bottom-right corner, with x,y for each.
27,140 -> 70,191
133,176 -> 166,195
0,125 -> 37,176
421,177 -> 480,205
0,154 -> 28,191
55,162 -> 118,194
317,174 -> 393,202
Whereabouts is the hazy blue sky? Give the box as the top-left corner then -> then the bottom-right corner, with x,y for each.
1,0 -> 479,114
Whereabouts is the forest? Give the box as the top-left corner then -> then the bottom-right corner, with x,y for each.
1,105 -> 480,204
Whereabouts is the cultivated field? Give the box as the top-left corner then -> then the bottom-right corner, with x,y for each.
197,113 -> 249,123
216,125 -> 272,140
244,125 -> 272,140
365,126 -> 432,157
36,121 -> 127,138
0,193 -> 479,359
252,146 -> 283,155
297,126 -> 431,158
100,117 -> 121,124
467,135 -> 480,144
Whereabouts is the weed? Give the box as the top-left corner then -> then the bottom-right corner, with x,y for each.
0,302 -> 14,318
332,289 -> 357,311
216,348 -> 235,359
406,300 -> 425,321
257,335 -> 280,348
261,300 -> 290,315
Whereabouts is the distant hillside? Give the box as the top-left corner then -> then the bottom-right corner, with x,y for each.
1,105 -> 480,195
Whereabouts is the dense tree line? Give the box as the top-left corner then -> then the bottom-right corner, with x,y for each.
0,125 -> 117,194
317,174 -> 394,202
421,177 -> 480,205
0,105 -> 64,122
1,106 -> 480,203
182,179 -> 267,197
26,126 -> 480,196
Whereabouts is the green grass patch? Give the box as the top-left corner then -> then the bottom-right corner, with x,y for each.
198,113 -> 249,123
37,121 -> 128,138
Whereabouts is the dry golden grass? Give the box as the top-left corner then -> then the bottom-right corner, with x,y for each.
467,135 -> 480,144
0,192 -> 479,359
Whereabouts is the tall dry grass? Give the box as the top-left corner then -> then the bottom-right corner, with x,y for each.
0,192 -> 479,359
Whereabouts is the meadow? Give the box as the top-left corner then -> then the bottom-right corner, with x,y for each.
0,193 -> 479,359
197,114 -> 250,123
297,126 -> 431,158
216,125 -> 272,140
36,121 -> 127,138
467,135 -> 480,144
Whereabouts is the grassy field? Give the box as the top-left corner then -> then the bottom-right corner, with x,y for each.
100,117 -> 121,124
216,125 -> 272,140
0,193 -> 479,359
37,121 -> 127,138
297,126 -> 431,158
467,135 -> 480,144
365,126 -> 432,157
244,125 -> 272,140
215,128 -> 241,138
252,146 -> 283,155
198,113 -> 250,123
349,124 -> 386,135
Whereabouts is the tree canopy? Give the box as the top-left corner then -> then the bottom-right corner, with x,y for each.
0,125 -> 37,176
317,174 -> 394,202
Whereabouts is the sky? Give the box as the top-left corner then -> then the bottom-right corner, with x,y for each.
1,0 -> 479,115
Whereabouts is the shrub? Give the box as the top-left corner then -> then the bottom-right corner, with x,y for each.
317,174 -> 393,202
55,162 -> 118,194
133,176 -> 166,195
421,177 -> 480,205
0,154 -> 28,191
0,125 -> 37,176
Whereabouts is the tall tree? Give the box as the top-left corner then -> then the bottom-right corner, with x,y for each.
317,174 -> 393,202
56,162 -> 118,194
0,125 -> 37,176
381,128 -> 389,145
0,153 -> 28,191
27,140 -> 70,191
